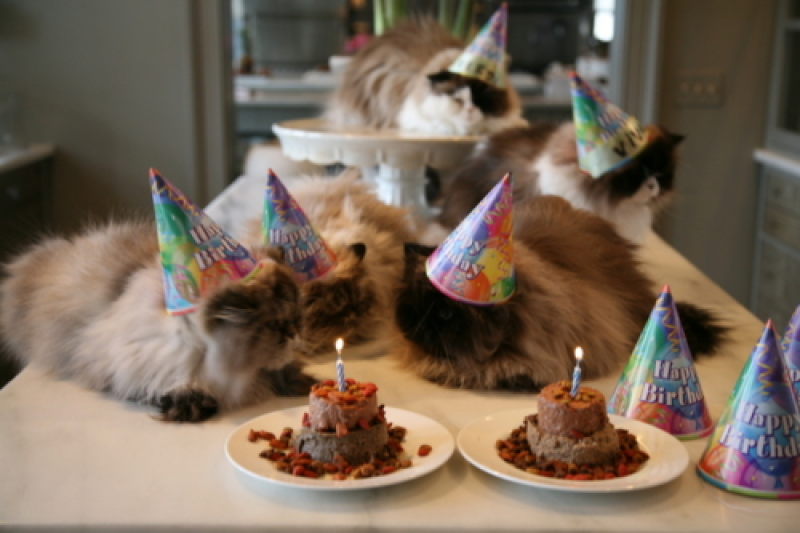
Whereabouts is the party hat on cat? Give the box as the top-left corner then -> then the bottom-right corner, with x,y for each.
447,2 -> 508,88
781,304 -> 800,400
261,169 -> 337,283
608,285 -> 713,439
697,320 -> 800,499
149,169 -> 260,315
570,71 -> 650,178
426,173 -> 514,305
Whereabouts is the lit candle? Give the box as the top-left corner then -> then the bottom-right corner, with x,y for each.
570,347 -> 583,398
335,338 -> 346,392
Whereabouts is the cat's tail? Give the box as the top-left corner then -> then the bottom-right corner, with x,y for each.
675,301 -> 729,358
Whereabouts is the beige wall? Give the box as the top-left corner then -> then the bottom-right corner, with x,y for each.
654,0 -> 777,306
1,0 -> 232,234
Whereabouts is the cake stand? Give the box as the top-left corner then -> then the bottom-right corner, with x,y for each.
272,118 -> 481,220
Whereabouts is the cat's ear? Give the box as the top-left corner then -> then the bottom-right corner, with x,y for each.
264,246 -> 287,264
404,242 -> 436,258
349,243 -> 367,261
670,133 -> 686,145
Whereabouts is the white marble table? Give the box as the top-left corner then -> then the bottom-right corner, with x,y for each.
1,173 -> 796,532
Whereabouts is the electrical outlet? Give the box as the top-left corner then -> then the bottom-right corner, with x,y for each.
675,69 -> 724,107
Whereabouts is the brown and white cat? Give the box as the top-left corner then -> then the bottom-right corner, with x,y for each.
436,122 -> 685,244
391,195 -> 725,391
0,220 -> 314,422
325,17 -> 527,135
242,171 -> 415,358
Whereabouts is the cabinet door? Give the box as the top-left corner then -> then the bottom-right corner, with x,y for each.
766,0 -> 800,152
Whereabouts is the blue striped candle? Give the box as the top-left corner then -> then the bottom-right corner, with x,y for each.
570,347 -> 584,397
335,338 -> 346,392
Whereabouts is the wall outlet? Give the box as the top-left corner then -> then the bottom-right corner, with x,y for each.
675,69 -> 724,107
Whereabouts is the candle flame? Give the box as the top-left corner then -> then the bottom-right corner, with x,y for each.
335,338 -> 344,354
575,346 -> 583,362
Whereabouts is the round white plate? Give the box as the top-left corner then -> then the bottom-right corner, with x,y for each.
226,406 -> 455,491
457,407 -> 689,493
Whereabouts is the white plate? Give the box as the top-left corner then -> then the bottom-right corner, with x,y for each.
457,407 -> 689,493
226,406 -> 455,491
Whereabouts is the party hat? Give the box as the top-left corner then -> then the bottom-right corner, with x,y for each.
150,169 -> 259,315
570,71 -> 650,178
447,3 -> 508,88
697,321 -> 800,499
608,285 -> 713,439
781,304 -> 800,401
261,169 -> 337,283
425,173 -> 514,305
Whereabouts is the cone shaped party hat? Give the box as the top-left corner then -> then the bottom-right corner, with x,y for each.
781,304 -> 800,401
426,173 -> 514,305
570,72 -> 650,178
697,321 -> 800,499
447,3 -> 508,87
150,169 -> 259,315
261,169 -> 337,283
608,285 -> 713,439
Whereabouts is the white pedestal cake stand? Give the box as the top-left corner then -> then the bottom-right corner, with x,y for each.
272,118 -> 481,220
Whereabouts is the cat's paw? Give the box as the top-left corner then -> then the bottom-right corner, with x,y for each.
157,388 -> 219,423
261,362 -> 318,397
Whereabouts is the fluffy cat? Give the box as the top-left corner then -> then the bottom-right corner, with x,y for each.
324,17 -> 527,136
243,171 -> 415,358
436,122 -> 685,244
391,195 -> 724,390
0,220 -> 314,422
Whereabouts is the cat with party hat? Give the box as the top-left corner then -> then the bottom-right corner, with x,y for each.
390,174 -> 726,391
0,170 -> 314,422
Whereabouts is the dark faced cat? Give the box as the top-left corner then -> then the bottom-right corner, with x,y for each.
436,122 -> 685,244
391,195 -> 724,390
325,17 -> 526,135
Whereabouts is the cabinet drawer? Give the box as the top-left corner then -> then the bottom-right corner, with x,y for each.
754,240 -> 800,328
763,206 -> 800,251
765,170 -> 800,218
0,165 -> 45,212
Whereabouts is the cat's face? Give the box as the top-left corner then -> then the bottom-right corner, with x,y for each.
393,245 -> 538,390
201,250 -> 302,376
299,243 -> 381,355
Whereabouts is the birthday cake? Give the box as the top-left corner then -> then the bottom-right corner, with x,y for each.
525,380 -> 621,466
293,379 -> 389,464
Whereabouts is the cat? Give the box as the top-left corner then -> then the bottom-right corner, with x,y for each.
324,17 -> 527,136
0,220 -> 315,423
242,171 -> 416,358
390,195 -> 725,391
435,122 -> 685,244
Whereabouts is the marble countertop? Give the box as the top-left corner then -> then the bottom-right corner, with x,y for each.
1,173 -> 795,531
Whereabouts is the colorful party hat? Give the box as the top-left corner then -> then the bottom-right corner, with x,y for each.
781,304 -> 800,401
425,173 -> 514,305
697,321 -> 800,499
570,71 -> 650,178
150,169 -> 259,315
261,169 -> 337,283
447,3 -> 508,87
608,285 -> 713,439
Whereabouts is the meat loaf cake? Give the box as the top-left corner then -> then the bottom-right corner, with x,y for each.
293,379 -> 388,464
526,380 -> 620,465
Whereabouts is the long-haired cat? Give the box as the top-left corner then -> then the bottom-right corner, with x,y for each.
436,122 -> 685,244
0,220 -> 315,422
324,17 -> 527,135
391,195 -> 724,390
243,171 -> 415,358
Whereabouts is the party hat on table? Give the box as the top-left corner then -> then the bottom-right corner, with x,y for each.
697,321 -> 800,500
781,304 -> 800,401
426,173 -> 514,305
261,169 -> 337,283
447,3 -> 508,88
570,71 -> 650,178
608,285 -> 713,439
150,169 -> 260,315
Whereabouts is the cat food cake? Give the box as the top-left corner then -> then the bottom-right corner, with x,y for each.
525,380 -> 620,465
292,379 -> 389,465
